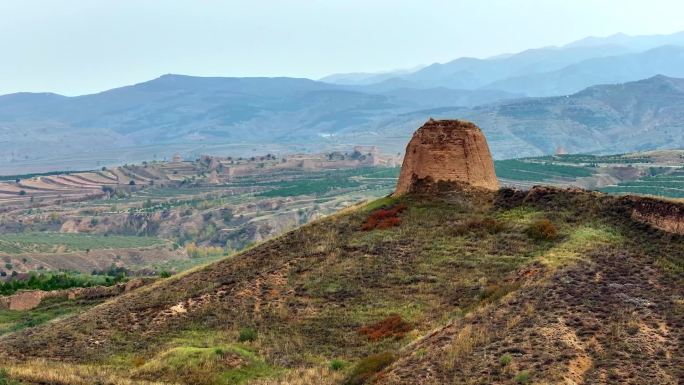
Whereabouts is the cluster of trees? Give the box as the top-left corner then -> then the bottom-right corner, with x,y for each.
185,242 -> 225,258
0,271 -> 126,295
91,264 -> 128,278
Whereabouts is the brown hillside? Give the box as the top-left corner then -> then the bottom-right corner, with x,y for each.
0,186 -> 682,385
381,197 -> 684,385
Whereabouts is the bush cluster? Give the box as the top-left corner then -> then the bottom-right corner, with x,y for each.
361,204 -> 407,231
344,352 -> 395,385
237,327 -> 257,342
525,219 -> 558,240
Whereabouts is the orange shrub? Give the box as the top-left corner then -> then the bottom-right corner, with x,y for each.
526,218 -> 558,240
358,314 -> 412,341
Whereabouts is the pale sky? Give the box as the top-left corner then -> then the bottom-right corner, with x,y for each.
1,0 -> 683,96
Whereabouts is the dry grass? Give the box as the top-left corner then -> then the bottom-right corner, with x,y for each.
5,360 -> 176,385
247,367 -> 343,385
441,324 -> 490,370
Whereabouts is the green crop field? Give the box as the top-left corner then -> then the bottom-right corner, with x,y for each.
599,172 -> 684,198
494,159 -> 594,181
529,154 -> 652,164
0,233 -> 165,254
494,155 -> 684,199
258,167 -> 398,198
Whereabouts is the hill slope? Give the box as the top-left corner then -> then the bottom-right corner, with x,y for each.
1,186 -> 681,385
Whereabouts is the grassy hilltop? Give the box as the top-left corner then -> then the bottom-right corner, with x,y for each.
0,185 -> 681,385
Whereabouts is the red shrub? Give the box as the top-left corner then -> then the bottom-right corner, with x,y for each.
361,204 -> 407,231
377,217 -> 402,229
358,314 -> 412,341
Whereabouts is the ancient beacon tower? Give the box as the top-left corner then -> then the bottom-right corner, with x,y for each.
394,119 -> 499,195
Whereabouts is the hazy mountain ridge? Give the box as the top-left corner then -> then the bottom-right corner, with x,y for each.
393,44 -> 635,90
566,30 -> 684,49
322,31 -> 684,96
0,75 -> 519,173
485,45 -> 684,96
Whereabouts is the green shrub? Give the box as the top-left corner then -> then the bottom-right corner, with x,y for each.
329,359 -> 346,371
525,219 -> 558,240
499,353 -> 512,366
514,370 -> 532,384
0,369 -> 19,385
237,328 -> 257,342
344,352 -> 395,385
159,271 -> 172,278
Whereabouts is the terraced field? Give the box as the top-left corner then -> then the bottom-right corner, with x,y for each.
0,150 -> 397,211
0,233 -> 164,254
0,156 -> 399,276
0,169 -> 121,209
0,162 -> 208,211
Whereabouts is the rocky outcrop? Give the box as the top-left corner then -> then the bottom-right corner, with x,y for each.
394,119 -> 499,195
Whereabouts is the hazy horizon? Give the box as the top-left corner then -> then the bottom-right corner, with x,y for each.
2,0 -> 684,96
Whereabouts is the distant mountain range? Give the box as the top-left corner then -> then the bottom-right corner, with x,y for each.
323,31 -> 684,96
483,45 -> 684,96
1,31 -> 684,173
0,76 -> 520,173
